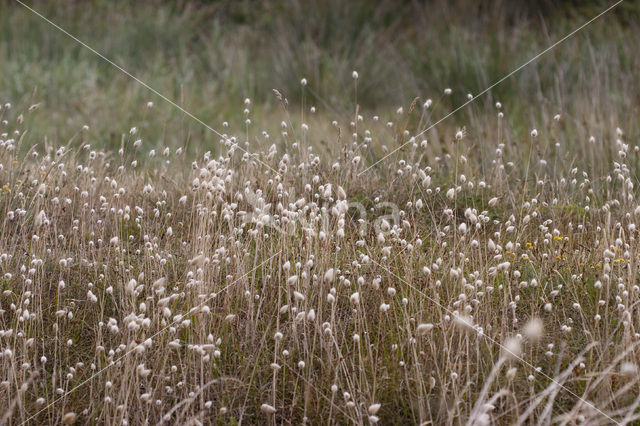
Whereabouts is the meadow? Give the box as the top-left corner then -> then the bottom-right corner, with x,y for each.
1,0 -> 640,424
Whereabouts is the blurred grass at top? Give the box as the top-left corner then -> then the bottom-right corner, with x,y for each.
0,0 -> 638,155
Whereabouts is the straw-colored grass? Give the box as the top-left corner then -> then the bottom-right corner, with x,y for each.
1,1 -> 640,424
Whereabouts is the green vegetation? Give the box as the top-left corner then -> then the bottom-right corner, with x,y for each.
1,0 -> 638,159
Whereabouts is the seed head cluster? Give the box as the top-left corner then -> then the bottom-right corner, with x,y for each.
0,88 -> 639,425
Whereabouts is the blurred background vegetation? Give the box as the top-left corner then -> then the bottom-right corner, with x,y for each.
0,0 -> 638,155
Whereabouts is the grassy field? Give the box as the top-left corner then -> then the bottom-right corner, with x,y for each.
2,0 -> 640,424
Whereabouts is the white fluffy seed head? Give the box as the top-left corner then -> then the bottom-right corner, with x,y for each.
153,277 -> 167,289
453,315 -> 475,333
34,210 -> 47,228
502,337 -> 522,360
324,268 -> 335,282
620,362 -> 639,377
260,403 -> 276,414
62,412 -> 77,424
523,317 -> 544,342
446,188 -> 455,200
416,323 -> 434,335
368,403 -> 381,415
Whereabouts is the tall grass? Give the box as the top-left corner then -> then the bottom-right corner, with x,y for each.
1,0 -> 640,424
